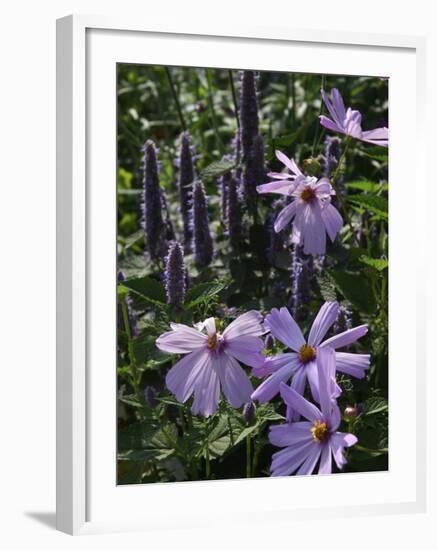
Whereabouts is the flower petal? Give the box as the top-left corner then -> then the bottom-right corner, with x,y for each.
308,301 -> 339,346
321,89 -> 343,127
296,445 -> 321,476
215,353 -> 252,408
269,422 -> 313,447
318,443 -> 332,475
286,367 -> 308,422
270,439 -> 315,477
157,324 -> 207,354
257,181 -> 296,195
301,201 -> 327,255
316,347 -> 337,421
275,150 -> 302,176
321,203 -> 343,242
279,382 -> 323,422
225,336 -> 265,367
319,115 -> 345,134
331,88 -> 347,124
166,348 -> 209,402
223,310 -> 264,339
335,352 -> 370,379
191,356 -> 220,416
274,201 -> 298,232
251,361 -> 299,403
264,307 -> 305,351
361,127 -> 389,147
321,324 -> 368,349
330,432 -> 358,469
252,352 -> 298,378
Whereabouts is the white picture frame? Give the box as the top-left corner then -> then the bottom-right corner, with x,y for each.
56,14 -> 427,536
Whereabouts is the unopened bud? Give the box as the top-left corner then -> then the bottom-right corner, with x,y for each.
243,401 -> 257,425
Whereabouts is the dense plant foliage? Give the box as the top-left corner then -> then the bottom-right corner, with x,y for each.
117,65 -> 388,484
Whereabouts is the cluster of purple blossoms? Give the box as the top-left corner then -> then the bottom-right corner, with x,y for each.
164,241 -> 187,306
289,244 -> 313,323
191,181 -> 214,268
177,132 -> 196,252
141,140 -> 168,260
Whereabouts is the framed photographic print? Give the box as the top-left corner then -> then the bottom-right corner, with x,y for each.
56,14 -> 427,535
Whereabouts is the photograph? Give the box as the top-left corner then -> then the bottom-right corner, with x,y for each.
116,64 -> 389,484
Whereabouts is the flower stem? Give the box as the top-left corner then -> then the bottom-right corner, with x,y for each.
246,434 -> 251,478
165,67 -> 187,132
204,418 -> 211,480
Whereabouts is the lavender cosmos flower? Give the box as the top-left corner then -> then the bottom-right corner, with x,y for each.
227,175 -> 243,253
257,150 -> 343,255
319,88 -> 388,147
164,241 -> 186,306
191,181 -> 213,268
239,70 -> 259,160
156,312 -> 265,416
244,134 -> 265,212
141,140 -> 167,260
251,301 -> 370,420
269,347 -> 357,476
178,132 -> 195,251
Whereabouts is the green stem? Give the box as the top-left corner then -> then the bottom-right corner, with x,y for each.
355,444 -> 388,455
246,434 -> 251,478
204,418 -> 211,480
165,67 -> 187,132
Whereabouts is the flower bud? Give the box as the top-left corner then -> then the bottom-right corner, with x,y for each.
243,401 -> 257,425
144,386 -> 158,408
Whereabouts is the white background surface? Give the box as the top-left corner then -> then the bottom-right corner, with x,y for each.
0,0 -> 435,548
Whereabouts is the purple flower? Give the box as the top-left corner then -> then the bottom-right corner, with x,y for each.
239,71 -> 259,160
141,140 -> 167,260
269,347 -> 357,476
156,312 -> 266,416
251,301 -> 370,420
319,88 -> 388,147
191,181 -> 213,268
164,241 -> 186,306
289,244 -> 313,323
178,132 -> 195,251
257,151 -> 343,255
219,170 -> 231,225
243,134 -> 265,213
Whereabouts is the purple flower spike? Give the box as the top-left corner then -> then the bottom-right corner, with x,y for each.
239,71 -> 259,160
319,88 -> 388,147
244,134 -> 265,213
289,245 -> 313,322
141,140 -> 167,261
251,301 -> 370,420
191,181 -> 213,268
268,347 -> 358,476
156,311 -> 266,416
257,150 -> 343,256
178,132 -> 196,251
219,171 -> 232,225
227,175 -> 243,253
164,241 -> 186,306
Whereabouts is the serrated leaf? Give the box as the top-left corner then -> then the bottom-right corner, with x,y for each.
348,195 -> 388,221
201,158 -> 235,179
121,276 -> 166,305
359,255 -> 388,272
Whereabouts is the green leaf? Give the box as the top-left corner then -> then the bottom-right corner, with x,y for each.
345,180 -> 388,193
122,229 -> 144,249
316,274 -> 338,302
363,396 -> 388,416
118,422 -> 178,462
348,195 -> 388,221
362,146 -> 388,163
359,255 -> 388,272
201,158 -> 235,179
326,269 -> 377,313
185,280 -> 229,307
121,276 -> 166,305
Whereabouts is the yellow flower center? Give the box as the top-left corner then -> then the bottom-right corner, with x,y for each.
299,344 -> 316,364
207,333 -> 218,350
311,421 -> 329,443
300,187 -> 316,202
